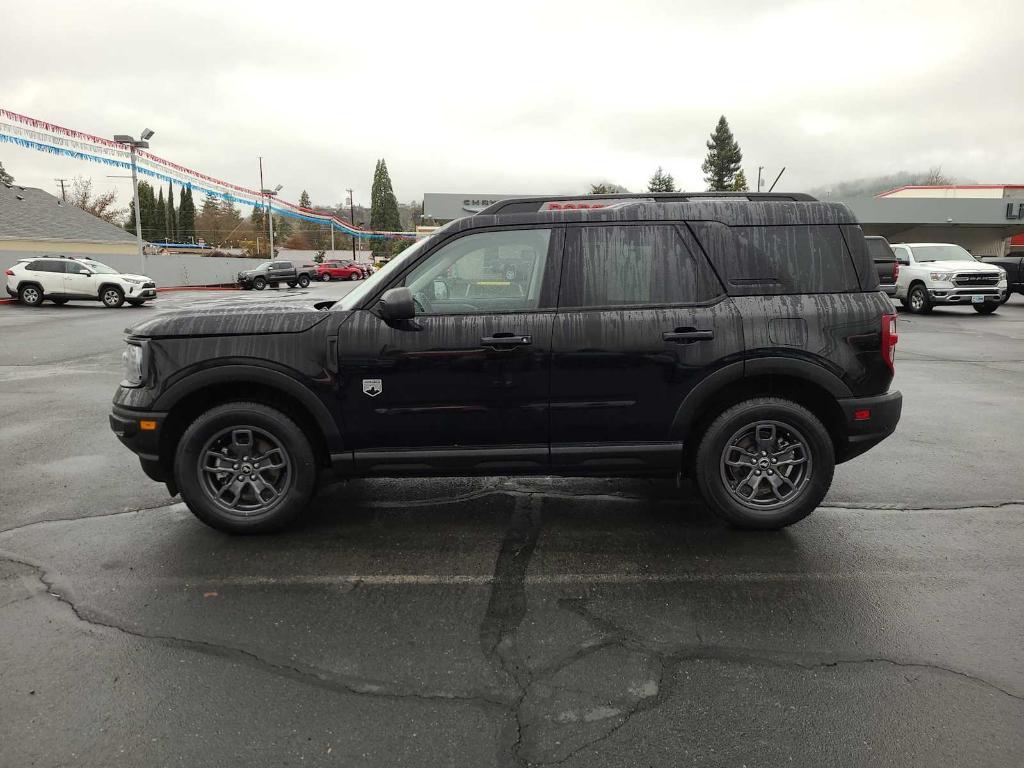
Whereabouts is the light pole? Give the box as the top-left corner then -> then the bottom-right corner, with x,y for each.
346,188 -> 356,261
114,128 -> 154,274
261,184 -> 283,257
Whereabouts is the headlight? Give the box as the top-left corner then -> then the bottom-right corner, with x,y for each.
929,271 -> 955,282
121,342 -> 145,387
997,269 -> 1007,284
123,277 -> 147,285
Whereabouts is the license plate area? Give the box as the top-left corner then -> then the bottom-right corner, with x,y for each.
972,295 -> 985,304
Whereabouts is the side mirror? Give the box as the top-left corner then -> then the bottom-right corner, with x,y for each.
379,286 -> 415,321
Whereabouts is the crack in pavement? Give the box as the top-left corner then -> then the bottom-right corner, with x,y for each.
0,551 -> 514,712
0,499 -> 181,536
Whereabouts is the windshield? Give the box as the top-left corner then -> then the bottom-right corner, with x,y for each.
910,244 -> 977,263
255,261 -> 273,269
334,236 -> 438,311
83,260 -> 119,274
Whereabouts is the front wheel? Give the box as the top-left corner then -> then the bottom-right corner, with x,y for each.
694,397 -> 834,530
999,291 -> 1011,305
974,303 -> 998,315
253,276 -> 267,290
126,299 -> 146,307
906,284 -> 932,314
101,286 -> 125,308
174,402 -> 317,533
50,298 -> 69,306
321,273 -> 331,282
298,274 -> 310,288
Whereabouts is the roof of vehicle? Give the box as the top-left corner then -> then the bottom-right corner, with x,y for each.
899,243 -> 964,248
477,192 -> 817,215
446,196 -> 857,232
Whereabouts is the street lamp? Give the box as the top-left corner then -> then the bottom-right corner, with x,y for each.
113,129 -> 154,275
260,183 -> 283,257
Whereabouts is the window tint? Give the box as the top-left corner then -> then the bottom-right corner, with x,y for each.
402,228 -> 552,315
866,238 -> 895,261
27,260 -> 65,273
558,225 -> 722,308
272,262 -> 292,269
693,224 -> 860,294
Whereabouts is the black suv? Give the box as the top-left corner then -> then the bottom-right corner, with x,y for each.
110,193 -> 902,533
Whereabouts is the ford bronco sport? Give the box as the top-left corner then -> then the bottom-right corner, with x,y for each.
110,192 -> 902,533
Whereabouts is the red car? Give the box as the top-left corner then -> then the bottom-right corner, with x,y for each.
317,261 -> 363,281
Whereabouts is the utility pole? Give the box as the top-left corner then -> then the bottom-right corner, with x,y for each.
258,158 -> 282,259
346,188 -> 356,261
258,157 -> 267,258
114,129 -> 154,275
54,178 -> 70,201
757,166 -> 764,193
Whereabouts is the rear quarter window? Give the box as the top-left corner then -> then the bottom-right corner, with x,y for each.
690,223 -> 861,295
26,260 -> 64,273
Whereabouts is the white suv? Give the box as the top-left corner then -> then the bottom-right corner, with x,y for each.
5,257 -> 156,308
891,243 -> 1008,315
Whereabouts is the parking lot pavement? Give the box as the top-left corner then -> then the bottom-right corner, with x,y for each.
1,291 -> 1022,767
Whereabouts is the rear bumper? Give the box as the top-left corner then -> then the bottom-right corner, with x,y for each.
835,390 -> 902,463
880,283 -> 897,297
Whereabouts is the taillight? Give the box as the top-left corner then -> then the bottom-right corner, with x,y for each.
4,269 -> 13,276
892,260 -> 899,282
881,313 -> 898,373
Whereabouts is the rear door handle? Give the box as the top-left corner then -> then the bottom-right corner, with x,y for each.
663,328 -> 714,343
481,332 -> 532,349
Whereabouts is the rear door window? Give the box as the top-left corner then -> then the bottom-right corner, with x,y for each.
558,224 -> 722,308
866,238 -> 895,262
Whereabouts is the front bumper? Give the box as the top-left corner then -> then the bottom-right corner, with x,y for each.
928,287 -> 1004,305
835,390 -> 902,463
110,403 -> 167,467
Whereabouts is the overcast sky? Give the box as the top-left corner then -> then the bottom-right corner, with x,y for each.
2,0 -> 1023,212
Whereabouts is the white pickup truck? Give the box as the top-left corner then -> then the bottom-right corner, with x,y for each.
891,243 -> 1008,315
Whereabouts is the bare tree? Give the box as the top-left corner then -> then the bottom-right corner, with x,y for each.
69,176 -> 127,225
925,166 -> 953,186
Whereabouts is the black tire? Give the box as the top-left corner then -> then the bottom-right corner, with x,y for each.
999,291 -> 1011,305
348,273 -> 358,281
321,273 -> 331,282
127,299 -> 146,307
50,298 -> 68,306
287,280 -> 297,288
694,397 -> 835,530
253,276 -> 267,291
973,303 -> 998,315
906,284 -> 931,314
174,402 -> 317,533
298,274 -> 310,288
18,284 -> 44,307
101,286 -> 125,308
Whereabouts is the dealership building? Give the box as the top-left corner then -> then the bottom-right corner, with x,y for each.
423,186 -> 1024,257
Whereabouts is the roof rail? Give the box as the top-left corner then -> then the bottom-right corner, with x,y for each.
478,191 -> 817,216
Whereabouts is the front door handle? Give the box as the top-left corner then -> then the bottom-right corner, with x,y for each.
481,332 -> 532,349
663,328 -> 714,343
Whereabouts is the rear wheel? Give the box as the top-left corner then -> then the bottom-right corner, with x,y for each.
321,273 -> 331,282
906,284 -> 931,314
50,298 -> 68,306
19,285 -> 44,307
298,274 -> 310,288
695,397 -> 834,529
101,286 -> 125,308
174,402 -> 317,533
287,280 -> 297,288
974,303 -> 998,315
253,276 -> 267,290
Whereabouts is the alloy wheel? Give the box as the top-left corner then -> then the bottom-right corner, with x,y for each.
719,420 -> 812,510
197,426 -> 292,516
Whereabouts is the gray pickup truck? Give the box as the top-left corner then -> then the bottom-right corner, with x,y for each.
237,260 -> 313,290
980,253 -> 1023,303
865,236 -> 898,297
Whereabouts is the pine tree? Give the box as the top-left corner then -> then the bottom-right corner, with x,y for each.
731,169 -> 749,192
0,161 -> 13,184
647,167 -> 676,193
155,188 -> 167,243
589,182 -> 629,194
178,187 -> 196,243
370,159 -> 402,258
166,182 -> 177,242
701,116 -> 744,191
135,181 -> 157,241
299,190 -> 312,209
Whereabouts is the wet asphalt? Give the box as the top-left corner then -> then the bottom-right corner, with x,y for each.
0,285 -> 1022,767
